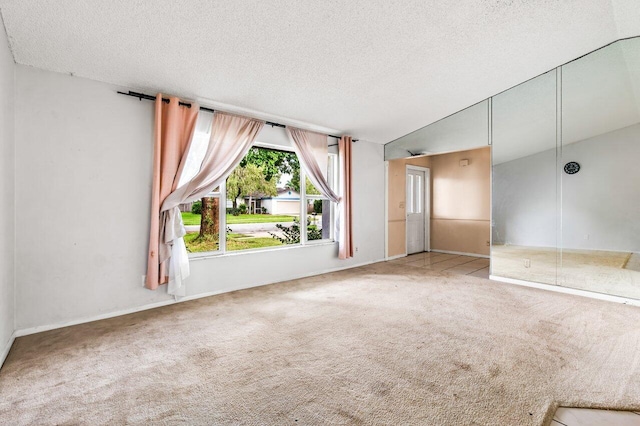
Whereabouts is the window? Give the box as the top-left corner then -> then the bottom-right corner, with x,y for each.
225,145 -> 301,251
303,153 -> 337,243
179,118 -> 337,255
406,172 -> 422,214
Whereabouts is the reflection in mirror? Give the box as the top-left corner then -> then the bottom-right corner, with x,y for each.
559,37 -> 640,299
491,70 -> 558,284
384,100 -> 489,161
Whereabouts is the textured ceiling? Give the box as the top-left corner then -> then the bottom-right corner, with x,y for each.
1,0 -> 639,143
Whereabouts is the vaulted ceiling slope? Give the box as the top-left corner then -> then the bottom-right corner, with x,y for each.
1,0 -> 639,143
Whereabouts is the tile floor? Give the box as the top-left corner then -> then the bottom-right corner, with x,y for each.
387,251 -> 490,278
552,407 -> 640,425
626,253 -> 640,272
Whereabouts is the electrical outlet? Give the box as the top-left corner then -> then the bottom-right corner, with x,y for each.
141,275 -> 146,287
486,241 -> 490,247
524,259 -> 531,268
355,247 -> 359,252
584,234 -> 590,240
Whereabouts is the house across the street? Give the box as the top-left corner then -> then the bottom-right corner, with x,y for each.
244,187 -> 301,215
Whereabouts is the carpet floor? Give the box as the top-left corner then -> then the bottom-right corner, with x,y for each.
1,262 -> 640,425
492,245 -> 640,300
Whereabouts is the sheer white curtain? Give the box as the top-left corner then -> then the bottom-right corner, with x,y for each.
158,112 -> 264,296
286,127 -> 356,258
178,111 -> 214,187
286,127 -> 339,202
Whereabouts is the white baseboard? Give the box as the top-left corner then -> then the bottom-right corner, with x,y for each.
1,332 -> 16,369
14,299 -> 177,337
490,275 -> 640,307
15,258 -> 386,338
385,254 -> 407,261
431,249 -> 490,259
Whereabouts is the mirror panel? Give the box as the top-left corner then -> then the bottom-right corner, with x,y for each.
386,36 -> 640,300
385,100 -> 489,161
559,37 -> 640,299
491,70 -> 558,284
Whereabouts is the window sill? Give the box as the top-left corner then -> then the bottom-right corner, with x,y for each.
188,240 -> 337,262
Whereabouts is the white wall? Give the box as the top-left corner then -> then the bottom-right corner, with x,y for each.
493,123 -> 640,252
0,23 -> 15,362
492,148 -> 557,247
14,66 -> 385,331
561,124 -> 640,251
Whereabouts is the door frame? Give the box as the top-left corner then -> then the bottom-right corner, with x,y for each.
384,161 -> 389,259
405,165 -> 431,254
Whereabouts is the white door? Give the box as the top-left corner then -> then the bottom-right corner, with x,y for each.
406,168 -> 427,254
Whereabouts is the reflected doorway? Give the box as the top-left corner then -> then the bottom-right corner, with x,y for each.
385,148 -> 491,262
406,166 -> 430,254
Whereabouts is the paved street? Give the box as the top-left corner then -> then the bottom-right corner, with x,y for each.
185,221 -> 291,236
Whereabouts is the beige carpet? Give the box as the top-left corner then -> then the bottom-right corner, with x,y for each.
492,245 -> 640,300
1,262 -> 640,425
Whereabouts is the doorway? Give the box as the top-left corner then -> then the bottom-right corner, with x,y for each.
406,166 -> 430,254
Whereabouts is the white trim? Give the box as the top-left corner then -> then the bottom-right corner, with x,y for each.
14,300 -> 177,337
489,275 -> 640,307
431,249 -> 490,259
425,169 -> 431,252
300,165 -> 307,245
189,239 -> 336,261
405,165 -> 431,254
0,332 -> 16,369
385,253 -> 406,261
304,238 -> 335,246
253,141 -> 295,153
218,181 -> 227,253
14,258 -> 386,338
384,161 -> 389,259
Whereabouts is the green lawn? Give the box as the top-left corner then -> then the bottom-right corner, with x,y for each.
183,233 -> 219,252
184,232 -> 284,253
181,212 -> 295,226
181,212 -> 205,226
226,233 -> 283,251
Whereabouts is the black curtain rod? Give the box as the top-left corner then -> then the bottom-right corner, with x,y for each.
117,90 -> 357,142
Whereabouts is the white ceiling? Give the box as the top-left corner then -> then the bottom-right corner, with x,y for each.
1,0 -> 639,144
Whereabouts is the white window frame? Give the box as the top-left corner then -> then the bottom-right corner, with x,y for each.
188,143 -> 337,258
301,153 -> 337,245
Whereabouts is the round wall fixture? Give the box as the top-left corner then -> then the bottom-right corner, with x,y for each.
564,161 -> 580,174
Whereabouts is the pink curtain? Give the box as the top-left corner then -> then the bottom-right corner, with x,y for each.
286,127 -> 339,203
162,113 -> 265,210
338,136 -> 354,259
158,112 -> 265,296
145,95 -> 199,290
